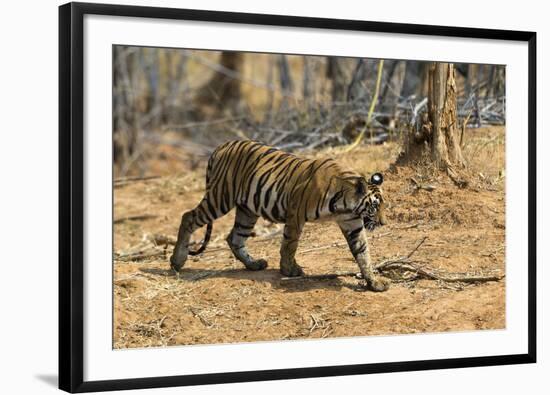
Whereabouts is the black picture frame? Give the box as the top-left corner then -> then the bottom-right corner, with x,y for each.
59,2 -> 537,393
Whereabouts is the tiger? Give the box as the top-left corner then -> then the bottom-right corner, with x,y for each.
169,140 -> 390,292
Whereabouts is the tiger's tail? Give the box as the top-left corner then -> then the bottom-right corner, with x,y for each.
188,222 -> 213,256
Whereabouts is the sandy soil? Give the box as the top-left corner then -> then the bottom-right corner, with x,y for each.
113,126 -> 505,349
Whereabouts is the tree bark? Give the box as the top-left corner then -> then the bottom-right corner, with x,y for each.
429,63 -> 465,169
400,62 -> 467,187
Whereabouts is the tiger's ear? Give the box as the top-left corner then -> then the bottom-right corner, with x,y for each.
369,173 -> 384,185
356,177 -> 369,195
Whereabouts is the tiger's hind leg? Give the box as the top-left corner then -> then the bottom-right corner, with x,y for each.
170,209 -> 200,273
227,206 -> 267,271
170,194 -> 231,272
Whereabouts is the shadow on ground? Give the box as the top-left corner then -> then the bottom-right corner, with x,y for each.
139,266 -> 363,292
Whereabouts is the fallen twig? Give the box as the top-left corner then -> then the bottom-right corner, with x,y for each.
281,271 -> 359,282
280,236 -> 504,286
115,249 -> 166,262
189,307 -> 214,327
373,231 -> 392,239
410,177 -> 436,192
114,214 -> 158,224
376,261 -> 504,283
114,175 -> 161,188
405,236 -> 427,259
395,222 -> 421,230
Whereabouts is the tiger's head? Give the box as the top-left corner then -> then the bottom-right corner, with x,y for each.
351,173 -> 387,231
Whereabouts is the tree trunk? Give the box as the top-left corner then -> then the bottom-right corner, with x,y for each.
347,59 -> 368,102
164,49 -> 189,124
400,62 -> 467,187
326,57 -> 348,102
263,56 -> 276,125
400,60 -> 429,99
466,63 -> 482,126
113,46 -> 138,167
429,63 -> 465,169
302,56 -> 315,106
276,55 -> 295,128
380,60 -> 399,106
139,48 -> 160,127
194,51 -> 244,114
278,54 -> 294,110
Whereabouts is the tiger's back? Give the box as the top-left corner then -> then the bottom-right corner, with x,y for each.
206,140 -> 358,224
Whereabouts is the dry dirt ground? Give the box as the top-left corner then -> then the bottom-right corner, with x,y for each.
113,126 -> 505,349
